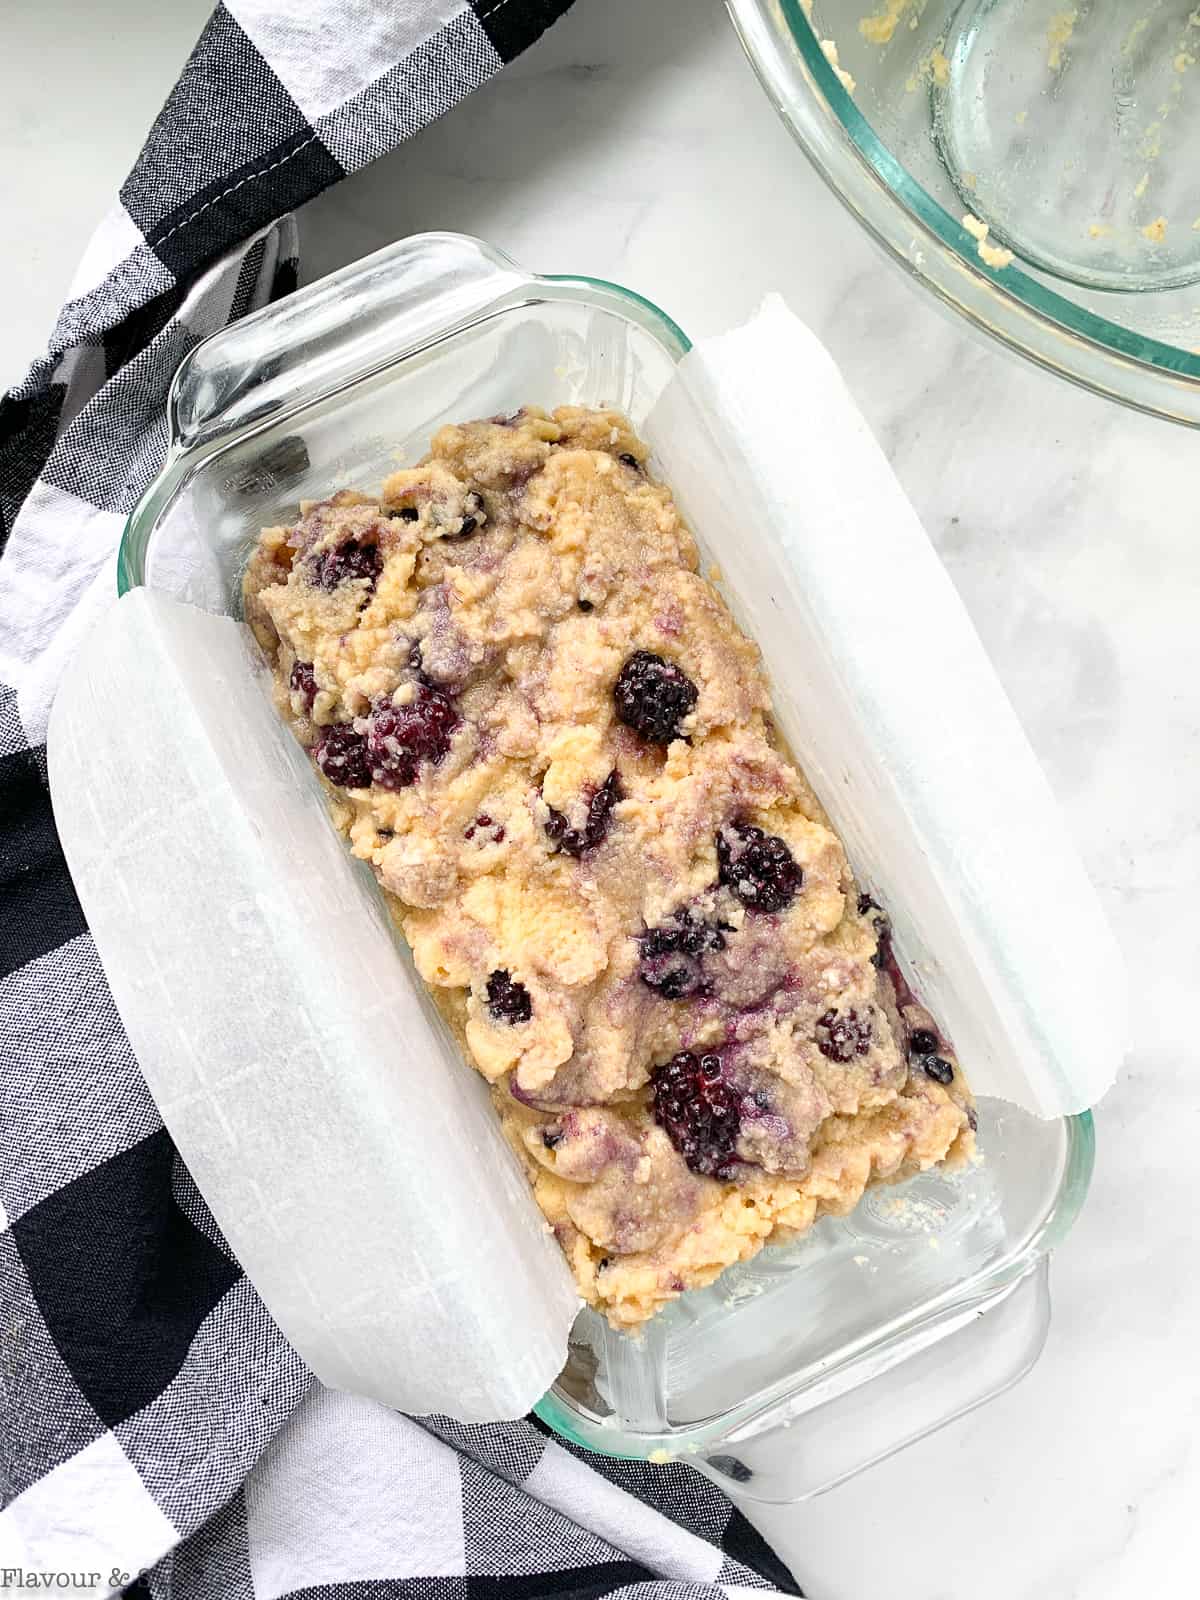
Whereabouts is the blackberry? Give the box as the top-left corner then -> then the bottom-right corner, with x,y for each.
465,813 -> 505,844
815,1007 -> 873,1063
638,907 -> 726,999
392,506 -> 420,523
289,659 -> 317,711
486,969 -> 532,1024
587,770 -> 624,839
716,821 -> 802,913
309,537 -> 383,592
407,639 -> 429,681
858,892 -> 892,968
613,651 -> 698,744
640,961 -> 705,1001
314,724 -> 372,789
366,685 -> 458,790
444,492 -> 483,540
924,1056 -> 955,1085
908,1027 -> 939,1058
544,770 -> 623,856
650,1050 -> 741,1178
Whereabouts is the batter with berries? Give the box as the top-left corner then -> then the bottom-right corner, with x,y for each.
244,405 -> 975,1327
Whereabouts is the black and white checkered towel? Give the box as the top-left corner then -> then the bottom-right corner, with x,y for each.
0,6 -> 800,1599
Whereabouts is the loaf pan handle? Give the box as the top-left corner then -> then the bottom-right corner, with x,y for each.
697,1262 -> 1052,1503
169,232 -> 530,451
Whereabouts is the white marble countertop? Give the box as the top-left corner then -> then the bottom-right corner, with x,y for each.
4,3 -> 1196,1597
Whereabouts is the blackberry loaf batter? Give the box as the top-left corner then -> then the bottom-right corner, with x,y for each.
244,405 -> 975,1327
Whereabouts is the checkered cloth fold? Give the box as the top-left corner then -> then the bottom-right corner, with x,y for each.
0,5 -> 801,1598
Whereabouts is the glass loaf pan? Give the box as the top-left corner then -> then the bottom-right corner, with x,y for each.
119,232 -> 1094,1502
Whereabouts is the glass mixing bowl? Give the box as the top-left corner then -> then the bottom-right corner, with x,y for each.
729,0 -> 1200,424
